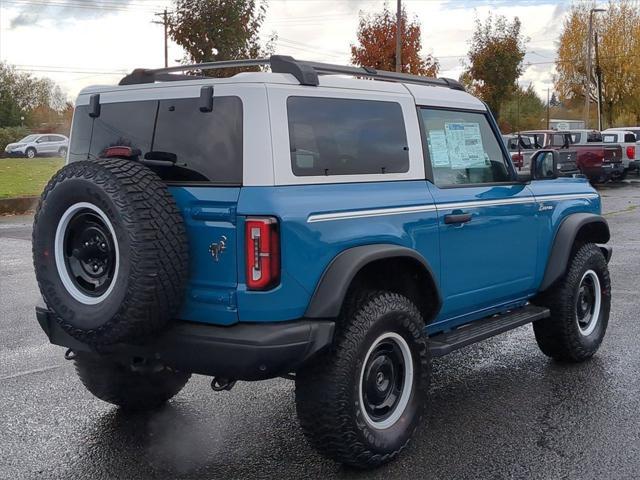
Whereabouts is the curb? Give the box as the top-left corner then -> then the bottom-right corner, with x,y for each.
0,196 -> 39,215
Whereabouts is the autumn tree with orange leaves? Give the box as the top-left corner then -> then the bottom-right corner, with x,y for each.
351,4 -> 438,76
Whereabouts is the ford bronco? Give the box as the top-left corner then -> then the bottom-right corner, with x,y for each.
32,56 -> 612,469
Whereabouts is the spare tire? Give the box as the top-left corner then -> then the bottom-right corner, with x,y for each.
32,158 -> 189,345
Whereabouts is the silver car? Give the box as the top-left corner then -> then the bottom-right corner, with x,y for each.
4,134 -> 69,159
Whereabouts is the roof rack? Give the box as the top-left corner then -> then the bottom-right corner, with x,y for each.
119,55 -> 465,91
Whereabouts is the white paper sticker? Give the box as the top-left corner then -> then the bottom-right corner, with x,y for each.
445,122 -> 488,168
428,130 -> 450,167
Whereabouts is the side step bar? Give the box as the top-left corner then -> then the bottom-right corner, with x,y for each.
428,305 -> 550,358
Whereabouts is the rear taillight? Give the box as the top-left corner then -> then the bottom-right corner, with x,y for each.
627,146 -> 635,160
245,217 -> 280,290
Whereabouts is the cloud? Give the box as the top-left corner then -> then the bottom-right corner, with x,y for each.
9,0 -> 137,29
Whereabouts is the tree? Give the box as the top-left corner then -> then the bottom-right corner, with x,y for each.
169,0 -> 274,77
555,1 -> 640,127
549,92 -> 560,107
0,62 -> 67,128
351,4 -> 438,76
499,84 -> 546,132
462,14 -> 527,121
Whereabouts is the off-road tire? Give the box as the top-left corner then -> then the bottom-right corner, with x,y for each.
74,352 -> 190,411
533,243 -> 611,362
32,158 -> 189,345
25,147 -> 36,159
295,292 -> 430,469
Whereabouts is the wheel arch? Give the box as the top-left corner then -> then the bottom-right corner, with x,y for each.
539,213 -> 610,291
304,244 -> 442,323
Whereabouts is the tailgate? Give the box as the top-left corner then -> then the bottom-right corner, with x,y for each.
603,145 -> 623,163
557,150 -> 578,172
170,186 -> 240,326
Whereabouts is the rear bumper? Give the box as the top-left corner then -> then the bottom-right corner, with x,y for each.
582,162 -> 624,181
36,307 -> 335,381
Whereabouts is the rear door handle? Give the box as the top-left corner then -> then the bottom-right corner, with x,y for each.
444,213 -> 472,225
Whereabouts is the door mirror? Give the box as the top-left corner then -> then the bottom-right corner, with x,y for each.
531,149 -> 558,180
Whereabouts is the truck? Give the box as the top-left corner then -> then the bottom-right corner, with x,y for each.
522,129 -> 623,183
31,56 -> 613,469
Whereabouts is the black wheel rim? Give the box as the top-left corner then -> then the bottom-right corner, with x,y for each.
362,339 -> 406,423
575,270 -> 601,336
62,210 -> 116,297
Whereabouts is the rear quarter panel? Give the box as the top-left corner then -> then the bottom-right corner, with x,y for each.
236,181 -> 440,322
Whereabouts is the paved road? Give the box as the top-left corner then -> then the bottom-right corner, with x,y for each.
2,182 -> 640,480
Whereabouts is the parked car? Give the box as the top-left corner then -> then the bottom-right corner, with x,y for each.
31,56 -> 612,469
4,133 -> 69,158
522,129 -> 623,183
602,129 -> 639,175
502,133 -> 536,170
517,130 -> 580,176
567,129 -> 625,182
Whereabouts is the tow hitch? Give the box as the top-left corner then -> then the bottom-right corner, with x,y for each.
211,376 -> 236,392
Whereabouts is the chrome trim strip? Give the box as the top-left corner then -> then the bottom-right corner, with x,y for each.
437,197 -> 533,210
307,204 -> 437,223
535,193 -> 599,202
307,193 -> 598,223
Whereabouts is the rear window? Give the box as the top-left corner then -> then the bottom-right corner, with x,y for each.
287,96 -> 409,176
68,96 -> 243,184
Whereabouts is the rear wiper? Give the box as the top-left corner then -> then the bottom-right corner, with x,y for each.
142,151 -> 178,166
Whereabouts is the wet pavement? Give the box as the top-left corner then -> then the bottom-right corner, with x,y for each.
1,180 -> 640,479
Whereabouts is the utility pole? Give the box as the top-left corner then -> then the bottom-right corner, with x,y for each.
595,31 -> 604,131
546,88 -> 550,130
395,0 -> 402,73
584,8 -> 605,129
153,9 -> 169,68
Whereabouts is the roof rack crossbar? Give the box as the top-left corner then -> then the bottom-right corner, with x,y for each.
118,55 -> 465,91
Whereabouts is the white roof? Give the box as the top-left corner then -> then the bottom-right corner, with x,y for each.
78,71 -> 486,111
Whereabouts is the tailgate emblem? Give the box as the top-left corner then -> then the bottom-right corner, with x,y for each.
209,235 -> 227,262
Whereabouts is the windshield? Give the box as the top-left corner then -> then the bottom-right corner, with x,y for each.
19,135 -> 39,143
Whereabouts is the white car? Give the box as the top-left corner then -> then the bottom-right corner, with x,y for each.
4,134 -> 69,159
602,128 -> 639,174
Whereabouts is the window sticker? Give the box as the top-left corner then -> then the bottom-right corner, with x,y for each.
428,130 -> 450,167
444,122 -> 488,168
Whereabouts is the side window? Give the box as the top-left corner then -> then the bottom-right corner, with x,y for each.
419,108 -> 511,187
68,106 -> 93,162
602,134 -> 616,143
287,96 -> 409,176
624,133 -> 636,143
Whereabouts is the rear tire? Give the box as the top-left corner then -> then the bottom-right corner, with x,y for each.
74,352 -> 190,411
295,292 -> 430,469
58,147 -> 68,157
533,243 -> 611,362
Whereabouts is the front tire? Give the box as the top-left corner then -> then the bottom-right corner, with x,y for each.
295,292 -> 430,469
74,352 -> 190,411
25,147 -> 36,159
533,243 -> 611,362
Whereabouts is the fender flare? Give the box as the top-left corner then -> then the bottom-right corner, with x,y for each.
539,213 -> 610,291
304,244 -> 442,319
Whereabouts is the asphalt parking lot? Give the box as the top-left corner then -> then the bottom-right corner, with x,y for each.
1,180 -> 640,480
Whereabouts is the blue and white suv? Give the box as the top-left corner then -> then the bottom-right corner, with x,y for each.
32,56 -> 612,468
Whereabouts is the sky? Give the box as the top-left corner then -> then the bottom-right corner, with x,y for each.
0,0 -> 576,103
